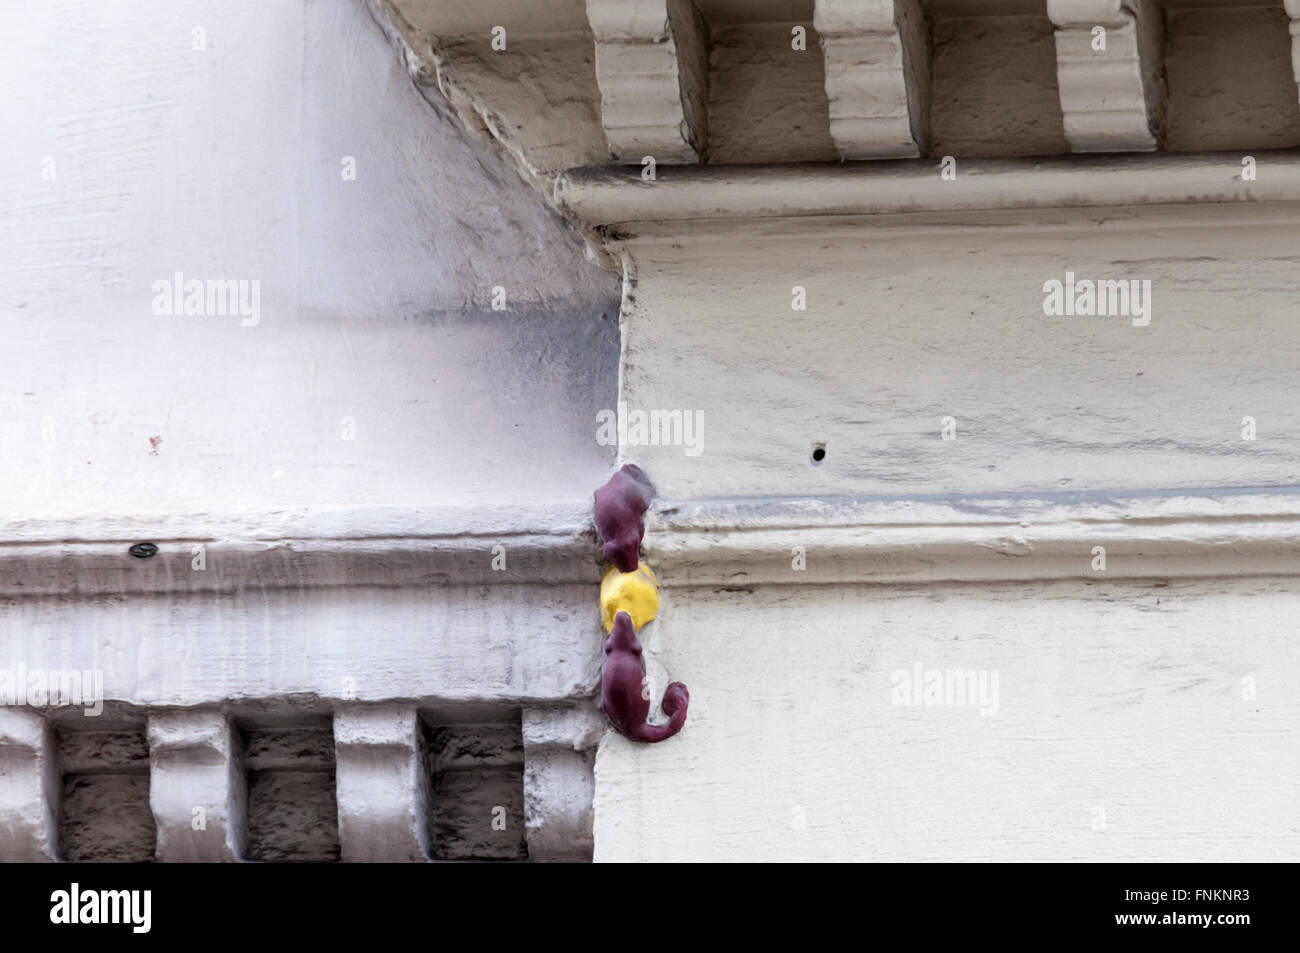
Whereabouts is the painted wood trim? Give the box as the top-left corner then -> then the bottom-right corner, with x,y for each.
9,488 -> 1300,596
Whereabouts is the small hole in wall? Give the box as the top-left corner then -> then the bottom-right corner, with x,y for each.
811,444 -> 826,465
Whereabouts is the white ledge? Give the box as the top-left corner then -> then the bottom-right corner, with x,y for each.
555,150 -> 1300,227
644,489 -> 1300,586
0,502 -> 600,596
11,490 -> 1300,596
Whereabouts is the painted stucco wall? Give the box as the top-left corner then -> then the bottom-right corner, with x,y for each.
612,204 -> 1300,501
0,0 -> 620,522
0,0 -> 617,862
6,0 -> 1300,864
596,577 -> 1300,861
590,198 -> 1300,862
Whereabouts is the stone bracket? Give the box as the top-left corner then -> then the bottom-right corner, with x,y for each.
522,705 -> 604,861
334,704 -> 430,862
0,710 -> 59,862
1287,1 -> 1300,100
148,710 -> 246,862
2,701 -> 602,862
587,0 -> 710,163
1048,0 -> 1165,152
814,0 -> 931,159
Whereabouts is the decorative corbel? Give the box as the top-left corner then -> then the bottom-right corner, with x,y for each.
592,465 -> 689,743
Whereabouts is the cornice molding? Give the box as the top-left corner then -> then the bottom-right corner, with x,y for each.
556,150 -> 1300,228
0,503 -> 600,596
8,489 -> 1300,596
644,489 -> 1300,586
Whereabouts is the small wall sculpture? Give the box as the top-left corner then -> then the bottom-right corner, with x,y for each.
593,463 -> 655,573
592,465 -> 689,743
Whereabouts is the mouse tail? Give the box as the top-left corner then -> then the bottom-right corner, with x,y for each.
631,682 -> 689,743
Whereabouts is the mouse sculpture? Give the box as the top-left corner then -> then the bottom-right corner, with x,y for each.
593,464 -> 655,573
593,464 -> 689,743
601,611 -> 689,743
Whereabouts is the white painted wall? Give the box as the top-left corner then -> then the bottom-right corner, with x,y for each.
596,577 -> 1300,861
6,0 -> 1298,864
0,0 -> 618,862
592,199 -> 1300,862
0,0 -> 620,524
614,205 -> 1300,500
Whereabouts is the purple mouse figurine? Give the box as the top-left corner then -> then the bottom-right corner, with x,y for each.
601,611 -> 689,743
593,464 -> 655,573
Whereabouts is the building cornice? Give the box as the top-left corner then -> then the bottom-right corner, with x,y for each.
645,489 -> 1300,586
556,151 -> 1300,229
0,503 -> 600,597
10,488 -> 1300,596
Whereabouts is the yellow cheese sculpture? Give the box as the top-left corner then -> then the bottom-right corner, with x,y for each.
600,561 -> 660,632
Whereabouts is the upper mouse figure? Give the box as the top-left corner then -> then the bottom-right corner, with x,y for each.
593,464 -> 655,573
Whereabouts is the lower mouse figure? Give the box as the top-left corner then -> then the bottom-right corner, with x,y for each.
601,611 -> 689,743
